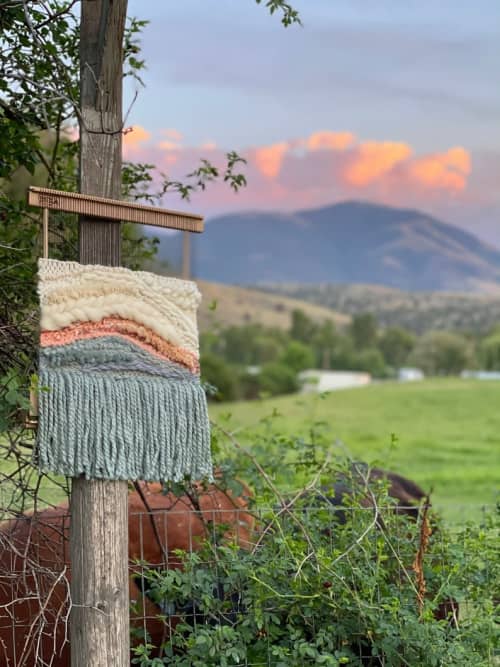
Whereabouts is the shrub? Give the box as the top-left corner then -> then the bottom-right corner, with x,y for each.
290,309 -> 317,344
329,335 -> 356,371
378,327 -> 415,368
258,362 -> 299,397
237,369 -> 262,401
132,464 -> 499,666
279,341 -> 315,373
409,331 -> 472,376
352,347 -> 387,378
349,313 -> 378,350
200,354 -> 237,402
479,333 -> 500,370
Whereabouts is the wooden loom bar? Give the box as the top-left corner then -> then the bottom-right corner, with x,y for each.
28,186 -> 204,232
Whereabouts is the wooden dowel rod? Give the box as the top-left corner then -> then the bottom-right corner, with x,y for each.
42,208 -> 49,259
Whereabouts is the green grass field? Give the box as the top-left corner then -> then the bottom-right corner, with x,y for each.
210,378 -> 500,522
1,379 -> 498,523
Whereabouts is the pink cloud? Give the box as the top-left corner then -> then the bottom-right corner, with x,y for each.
163,154 -> 179,165
120,127 -> 479,223
305,131 -> 355,151
343,141 -> 412,186
409,147 -> 471,191
123,125 -> 151,150
158,140 -> 182,150
252,141 -> 290,179
162,128 -> 183,141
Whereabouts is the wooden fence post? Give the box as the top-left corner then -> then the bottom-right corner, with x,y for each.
70,2 -> 129,665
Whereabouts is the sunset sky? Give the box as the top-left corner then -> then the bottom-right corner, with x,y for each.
125,0 -> 500,245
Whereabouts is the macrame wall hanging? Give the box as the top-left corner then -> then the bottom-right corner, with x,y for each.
37,258 -> 212,482
32,187 -> 212,483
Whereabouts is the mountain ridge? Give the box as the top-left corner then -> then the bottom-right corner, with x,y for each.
257,282 -> 500,334
154,201 -> 500,292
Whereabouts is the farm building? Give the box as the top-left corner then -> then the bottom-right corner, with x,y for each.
299,370 -> 372,393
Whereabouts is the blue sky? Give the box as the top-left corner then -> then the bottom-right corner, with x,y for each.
124,0 -> 500,244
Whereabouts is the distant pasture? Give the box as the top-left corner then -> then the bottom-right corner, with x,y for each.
210,378 -> 500,523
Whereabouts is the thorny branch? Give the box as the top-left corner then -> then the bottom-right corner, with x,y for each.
413,495 -> 431,615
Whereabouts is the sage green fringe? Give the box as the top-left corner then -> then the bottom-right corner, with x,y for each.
37,369 -> 213,482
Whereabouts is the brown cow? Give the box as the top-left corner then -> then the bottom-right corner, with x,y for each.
0,480 -> 254,667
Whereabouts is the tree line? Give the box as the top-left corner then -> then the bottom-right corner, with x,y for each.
200,309 -> 500,401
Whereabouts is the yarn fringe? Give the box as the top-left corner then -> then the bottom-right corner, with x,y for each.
37,370 -> 213,482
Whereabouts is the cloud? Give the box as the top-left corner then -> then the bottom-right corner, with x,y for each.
158,140 -> 182,150
158,130 -> 184,152
343,141 -> 413,186
252,141 -> 290,179
162,128 -> 183,141
163,154 -> 179,165
120,126 -> 478,226
409,147 -> 471,191
123,125 -> 151,149
306,131 -> 355,151
251,132 -> 355,180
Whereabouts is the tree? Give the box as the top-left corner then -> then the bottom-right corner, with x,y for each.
222,325 -> 256,366
479,333 -> 500,371
200,354 -> 237,402
254,334 -> 284,364
290,309 -> 317,344
378,326 -> 415,368
220,325 -> 288,366
329,334 -> 356,371
349,313 -> 378,350
259,362 -> 299,397
409,331 -> 472,376
312,320 -> 338,369
353,348 -> 387,378
279,340 -> 315,373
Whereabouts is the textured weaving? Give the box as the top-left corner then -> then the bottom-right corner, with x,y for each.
37,258 -> 212,482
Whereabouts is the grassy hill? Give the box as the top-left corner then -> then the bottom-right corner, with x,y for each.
259,282 -> 500,334
210,379 -> 499,522
197,280 -> 349,332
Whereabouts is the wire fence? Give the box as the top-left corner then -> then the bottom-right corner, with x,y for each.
0,489 -> 498,667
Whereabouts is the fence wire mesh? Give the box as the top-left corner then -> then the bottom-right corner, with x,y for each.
0,493 -> 498,666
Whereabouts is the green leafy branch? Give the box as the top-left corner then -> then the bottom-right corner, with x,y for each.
159,152 -> 248,201
255,0 -> 302,27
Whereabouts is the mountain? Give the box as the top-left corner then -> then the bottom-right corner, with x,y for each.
154,201 -> 500,292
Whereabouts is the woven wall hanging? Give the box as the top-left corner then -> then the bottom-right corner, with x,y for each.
37,258 -> 212,482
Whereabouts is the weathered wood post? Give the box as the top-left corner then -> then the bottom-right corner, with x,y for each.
70,1 -> 129,665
